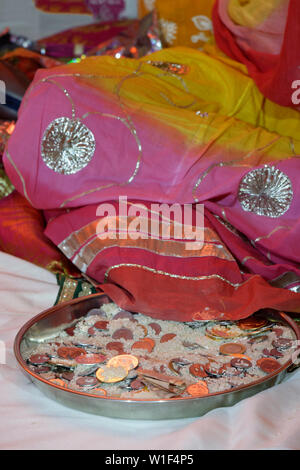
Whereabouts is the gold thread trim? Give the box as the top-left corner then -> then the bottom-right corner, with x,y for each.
104,263 -> 251,288
5,150 -> 33,204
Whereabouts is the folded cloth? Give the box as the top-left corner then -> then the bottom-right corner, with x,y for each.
4,47 -> 300,320
212,0 -> 300,108
0,191 -> 78,276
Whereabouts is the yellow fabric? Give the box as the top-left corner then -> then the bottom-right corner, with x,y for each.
228,0 -> 287,28
138,0 -> 215,48
135,46 -> 300,144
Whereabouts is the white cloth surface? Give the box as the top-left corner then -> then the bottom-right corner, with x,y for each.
0,0 -> 137,40
0,251 -> 300,450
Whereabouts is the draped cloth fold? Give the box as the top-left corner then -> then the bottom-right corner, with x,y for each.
4,47 -> 300,320
212,0 -> 300,108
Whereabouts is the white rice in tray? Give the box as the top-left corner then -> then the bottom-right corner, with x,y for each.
25,302 -> 297,400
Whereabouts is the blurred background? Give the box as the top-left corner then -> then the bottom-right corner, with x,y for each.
0,0 -> 138,39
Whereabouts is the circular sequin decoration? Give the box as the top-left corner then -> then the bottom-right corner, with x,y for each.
238,166 -> 293,218
41,117 -> 96,175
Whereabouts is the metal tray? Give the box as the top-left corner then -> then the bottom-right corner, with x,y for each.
14,293 -> 300,420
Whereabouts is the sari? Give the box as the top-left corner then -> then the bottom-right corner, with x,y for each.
4,47 -> 300,320
212,0 -> 300,108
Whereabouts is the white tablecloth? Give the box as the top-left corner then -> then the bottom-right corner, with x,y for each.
0,251 -> 300,450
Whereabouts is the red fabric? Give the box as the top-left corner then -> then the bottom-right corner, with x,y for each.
212,0 -> 300,108
100,266 -> 300,322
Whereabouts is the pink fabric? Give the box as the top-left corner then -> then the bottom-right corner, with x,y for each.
219,0 -> 289,55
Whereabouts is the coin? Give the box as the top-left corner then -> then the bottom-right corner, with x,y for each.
94,321 -> 109,330
64,326 -> 76,336
148,323 -> 161,335
92,387 -> 107,396
189,364 -> 208,378
96,365 -> 128,383
207,325 -> 241,339
29,354 -> 49,365
256,357 -> 282,374
272,338 -> 293,350
186,381 -> 209,397
160,334 -> 177,343
49,378 -> 68,388
132,340 -> 155,353
230,358 -> 252,369
130,379 -> 145,391
61,372 -> 74,381
76,376 -> 99,388
106,342 -> 124,354
219,343 -> 246,355
113,311 -> 137,322
237,317 -> 268,331
248,335 -> 268,344
107,354 -> 139,371
112,328 -> 133,341
75,353 -> 107,365
57,347 -> 86,360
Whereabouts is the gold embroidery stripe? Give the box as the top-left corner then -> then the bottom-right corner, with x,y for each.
72,237 -> 234,273
5,150 -> 33,205
58,214 -> 222,261
104,263 -> 252,288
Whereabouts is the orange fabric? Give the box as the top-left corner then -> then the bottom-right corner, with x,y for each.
0,191 -> 78,276
138,0 -> 215,48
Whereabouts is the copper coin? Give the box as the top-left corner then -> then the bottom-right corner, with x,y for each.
160,333 -> 177,343
92,388 -> 107,396
96,365 -> 128,383
76,376 -> 99,388
130,379 -> 144,391
189,364 -> 208,378
269,349 -> 283,358
57,347 -> 86,360
237,317 -> 268,331
219,343 -> 246,355
272,338 -> 293,350
62,372 -> 74,381
29,354 -> 49,365
94,321 -> 109,330
112,328 -> 133,341
186,381 -> 209,397
113,311 -> 136,322
209,326 -> 240,339
64,326 -> 76,336
132,340 -> 154,353
256,357 -> 282,374
230,358 -> 252,369
107,354 -> 139,371
75,353 -> 107,365
106,342 -> 124,354
149,323 -> 161,335
49,378 -> 68,388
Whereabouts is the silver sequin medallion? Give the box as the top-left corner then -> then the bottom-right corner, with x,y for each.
41,117 -> 96,175
238,166 -> 293,218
